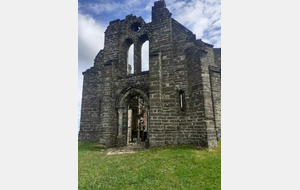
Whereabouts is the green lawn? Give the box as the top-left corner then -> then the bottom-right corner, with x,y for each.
78,141 -> 221,190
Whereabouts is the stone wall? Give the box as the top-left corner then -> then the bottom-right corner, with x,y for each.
214,48 -> 221,68
149,0 -> 176,147
79,67 -> 101,141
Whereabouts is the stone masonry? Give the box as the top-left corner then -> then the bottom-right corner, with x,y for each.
79,0 -> 221,148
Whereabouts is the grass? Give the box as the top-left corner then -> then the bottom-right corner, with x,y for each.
78,141 -> 221,190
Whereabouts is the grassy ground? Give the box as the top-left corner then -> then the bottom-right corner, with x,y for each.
78,141 -> 221,190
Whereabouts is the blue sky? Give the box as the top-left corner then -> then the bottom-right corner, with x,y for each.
78,0 -> 221,130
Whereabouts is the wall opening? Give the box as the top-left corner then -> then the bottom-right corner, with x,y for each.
128,44 -> 134,74
131,22 -> 141,32
179,91 -> 185,111
142,40 -> 149,72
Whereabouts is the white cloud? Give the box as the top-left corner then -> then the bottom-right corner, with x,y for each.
144,0 -> 221,48
78,13 -> 106,130
80,0 -> 142,15
78,13 -> 105,66
84,2 -> 121,14
144,0 -> 156,11
166,0 -> 221,48
209,29 -> 221,36
212,19 -> 221,28
144,14 -> 152,23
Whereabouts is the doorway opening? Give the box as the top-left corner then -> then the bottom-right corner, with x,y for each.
127,95 -> 148,146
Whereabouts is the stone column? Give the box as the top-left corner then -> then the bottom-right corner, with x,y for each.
145,106 -> 150,148
145,107 -> 148,131
134,42 -> 142,74
118,109 -> 124,138
127,109 -> 132,144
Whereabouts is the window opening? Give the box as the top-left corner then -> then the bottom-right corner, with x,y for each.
142,40 -> 149,72
179,91 -> 185,111
128,44 -> 134,74
131,22 -> 141,32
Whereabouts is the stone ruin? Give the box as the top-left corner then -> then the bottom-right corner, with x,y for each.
79,0 -> 221,148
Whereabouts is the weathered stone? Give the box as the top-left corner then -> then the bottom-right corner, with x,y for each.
78,0 -> 221,149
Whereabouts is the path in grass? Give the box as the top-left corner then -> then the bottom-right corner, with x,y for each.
78,141 -> 221,190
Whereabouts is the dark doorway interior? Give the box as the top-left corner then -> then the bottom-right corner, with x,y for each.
127,96 -> 148,146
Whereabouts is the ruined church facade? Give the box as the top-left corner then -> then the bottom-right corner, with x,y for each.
79,0 -> 221,148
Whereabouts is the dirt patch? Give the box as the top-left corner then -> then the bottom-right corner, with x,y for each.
106,145 -> 148,155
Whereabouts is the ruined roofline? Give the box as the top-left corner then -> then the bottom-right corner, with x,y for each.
121,15 -> 149,24
107,1 -> 166,27
171,19 -> 217,49
196,39 -> 214,48
108,14 -> 150,26
203,41 -> 214,48
109,19 -> 120,25
172,18 -> 193,36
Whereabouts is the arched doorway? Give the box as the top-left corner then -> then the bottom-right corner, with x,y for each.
116,88 -> 149,147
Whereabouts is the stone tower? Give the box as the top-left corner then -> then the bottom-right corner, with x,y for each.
79,0 -> 221,148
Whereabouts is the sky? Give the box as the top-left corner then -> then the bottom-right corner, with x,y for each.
78,0 -> 221,130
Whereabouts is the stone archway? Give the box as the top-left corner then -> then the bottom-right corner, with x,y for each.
116,88 -> 149,147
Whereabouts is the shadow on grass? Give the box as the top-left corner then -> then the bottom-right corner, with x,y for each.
78,142 -> 106,151
151,144 -> 209,151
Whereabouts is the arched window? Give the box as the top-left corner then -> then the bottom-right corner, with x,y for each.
142,40 -> 149,72
179,91 -> 185,111
128,44 -> 134,74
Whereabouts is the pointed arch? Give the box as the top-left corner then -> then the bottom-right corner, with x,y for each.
117,87 -> 149,109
